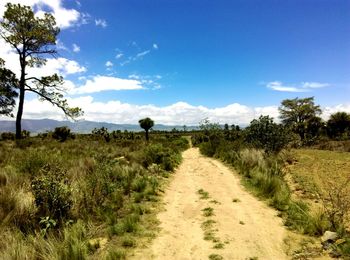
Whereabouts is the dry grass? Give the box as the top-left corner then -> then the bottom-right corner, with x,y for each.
287,149 -> 350,197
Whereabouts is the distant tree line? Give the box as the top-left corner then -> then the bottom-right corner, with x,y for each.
192,97 -> 350,155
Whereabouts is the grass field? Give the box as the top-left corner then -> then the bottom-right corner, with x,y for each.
287,149 -> 350,198
0,134 -> 189,259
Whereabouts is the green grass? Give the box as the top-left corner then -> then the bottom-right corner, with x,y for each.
197,188 -> 210,199
202,207 -> 214,217
0,134 -> 188,259
208,253 -> 223,260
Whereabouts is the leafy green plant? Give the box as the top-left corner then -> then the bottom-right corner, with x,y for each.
31,166 -> 72,223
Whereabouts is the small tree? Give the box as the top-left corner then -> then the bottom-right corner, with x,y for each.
0,3 -> 82,139
139,117 -> 154,141
245,115 -> 290,154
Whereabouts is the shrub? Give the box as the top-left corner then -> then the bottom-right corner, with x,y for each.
1,132 -> 15,140
244,115 -> 291,154
31,165 -> 72,222
140,144 -> 180,171
92,127 -> 110,142
52,126 -> 71,142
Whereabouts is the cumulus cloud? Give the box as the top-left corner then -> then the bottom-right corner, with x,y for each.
0,0 -> 82,29
28,58 -> 86,77
105,61 -> 113,67
72,43 -> 80,52
5,97 -> 281,125
4,96 -> 350,126
267,81 -> 330,92
115,53 -> 123,59
95,18 -> 107,28
69,75 -> 144,94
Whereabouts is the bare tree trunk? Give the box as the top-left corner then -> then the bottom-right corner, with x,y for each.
16,56 -> 26,139
145,129 -> 149,141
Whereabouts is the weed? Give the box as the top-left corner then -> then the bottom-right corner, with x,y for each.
201,219 -> 216,229
121,236 -> 136,247
213,242 -> 225,249
239,221 -> 245,225
198,188 -> 210,199
208,254 -> 223,260
202,207 -> 214,217
106,249 -> 126,260
232,198 -> 240,203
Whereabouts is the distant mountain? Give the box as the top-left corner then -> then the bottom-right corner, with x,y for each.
0,119 -> 198,133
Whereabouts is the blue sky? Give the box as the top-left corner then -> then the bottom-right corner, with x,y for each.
1,0 -> 349,124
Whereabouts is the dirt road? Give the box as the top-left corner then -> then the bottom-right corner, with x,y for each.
132,148 -> 288,259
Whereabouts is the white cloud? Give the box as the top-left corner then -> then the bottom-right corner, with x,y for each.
128,74 -> 140,79
95,18 -> 107,28
56,39 -> 68,51
322,104 -> 350,120
153,43 -> 158,49
28,58 -> 86,77
301,82 -> 330,89
136,50 -> 150,58
4,96 -> 350,126
5,97 -> 280,125
0,0 -> 82,29
105,61 -> 113,67
69,75 -> 144,94
0,37 -> 86,78
115,53 -> 124,59
72,43 -> 80,53
266,81 -> 330,92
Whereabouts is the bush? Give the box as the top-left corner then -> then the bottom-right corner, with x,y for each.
140,144 -> 181,171
31,165 -> 72,222
52,126 -> 71,142
244,115 -> 291,154
1,132 -> 15,140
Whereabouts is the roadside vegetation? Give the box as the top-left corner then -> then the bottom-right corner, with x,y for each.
0,128 -> 189,259
192,97 -> 350,257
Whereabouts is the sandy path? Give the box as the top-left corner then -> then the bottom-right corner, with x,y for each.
131,148 -> 288,260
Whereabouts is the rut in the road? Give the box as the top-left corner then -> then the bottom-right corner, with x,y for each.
131,148 -> 288,259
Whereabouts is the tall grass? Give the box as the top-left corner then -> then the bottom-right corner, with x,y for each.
0,135 -> 189,258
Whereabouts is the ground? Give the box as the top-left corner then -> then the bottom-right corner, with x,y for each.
131,147 -> 288,259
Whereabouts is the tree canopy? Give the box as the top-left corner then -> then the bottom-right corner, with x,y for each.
0,3 -> 82,138
327,112 -> 350,139
139,117 -> 154,141
279,97 -> 322,141
0,58 -> 18,116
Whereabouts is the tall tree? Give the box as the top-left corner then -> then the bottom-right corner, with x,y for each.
327,112 -> 350,139
139,117 -> 154,141
279,97 -> 322,141
0,3 -> 82,138
0,58 -> 18,116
